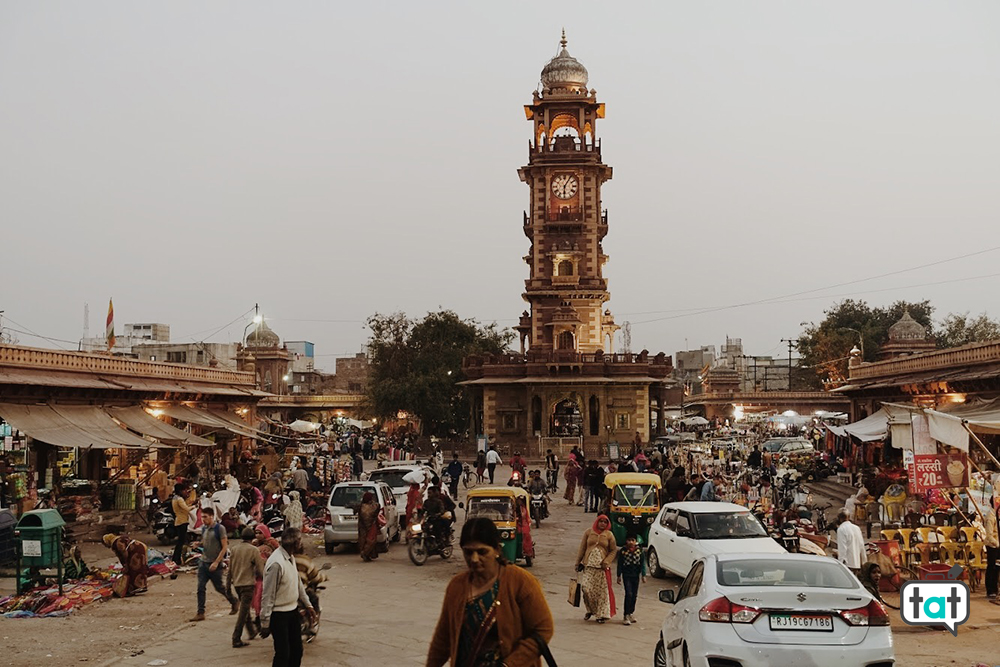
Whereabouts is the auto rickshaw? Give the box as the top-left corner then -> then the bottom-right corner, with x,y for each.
465,486 -> 533,566
603,472 -> 662,546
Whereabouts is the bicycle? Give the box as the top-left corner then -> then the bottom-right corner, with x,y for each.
461,463 -> 478,490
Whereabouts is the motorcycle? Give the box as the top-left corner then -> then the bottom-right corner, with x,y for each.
296,558 -> 331,643
530,493 -> 548,529
261,505 -> 285,539
407,509 -> 454,566
153,501 -> 177,545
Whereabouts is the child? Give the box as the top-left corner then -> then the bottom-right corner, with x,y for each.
616,533 -> 646,625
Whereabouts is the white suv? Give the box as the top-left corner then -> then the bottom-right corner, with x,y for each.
647,502 -> 786,578
324,481 -> 399,555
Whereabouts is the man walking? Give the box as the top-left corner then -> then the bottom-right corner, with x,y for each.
261,528 -> 316,667
445,452 -> 463,498
485,446 -> 502,484
189,507 -> 238,622
545,448 -> 559,492
170,483 -> 193,576
836,509 -> 866,575
228,527 -> 264,647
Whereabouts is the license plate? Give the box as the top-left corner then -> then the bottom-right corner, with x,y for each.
768,614 -> 833,631
341,516 -> 357,522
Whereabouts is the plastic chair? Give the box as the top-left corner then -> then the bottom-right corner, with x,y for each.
938,542 -> 964,567
966,542 -> 987,591
896,528 -> 917,567
880,529 -> 899,542
915,527 -> 939,564
959,526 -> 979,544
937,526 -> 958,543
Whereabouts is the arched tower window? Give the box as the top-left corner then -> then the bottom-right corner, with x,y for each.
557,260 -> 573,276
558,331 -> 575,350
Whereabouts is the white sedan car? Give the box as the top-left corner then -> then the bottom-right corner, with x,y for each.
655,554 -> 894,667
647,502 -> 786,578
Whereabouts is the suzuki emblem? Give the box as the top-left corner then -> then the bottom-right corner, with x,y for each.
796,593 -> 807,602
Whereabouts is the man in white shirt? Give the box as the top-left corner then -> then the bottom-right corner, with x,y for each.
485,447 -> 502,484
260,528 -> 315,667
836,510 -> 866,575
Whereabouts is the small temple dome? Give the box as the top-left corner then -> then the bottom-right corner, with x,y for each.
888,310 -> 928,341
540,30 -> 589,91
246,320 -> 280,348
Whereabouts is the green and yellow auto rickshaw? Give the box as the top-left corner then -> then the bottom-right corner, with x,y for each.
603,472 -> 662,546
465,486 -> 533,566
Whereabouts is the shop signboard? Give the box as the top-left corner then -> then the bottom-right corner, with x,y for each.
913,453 -> 969,492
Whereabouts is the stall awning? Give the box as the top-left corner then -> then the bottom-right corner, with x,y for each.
156,405 -> 256,437
107,406 -> 215,447
0,404 -> 142,449
49,405 -> 160,449
828,409 -> 890,442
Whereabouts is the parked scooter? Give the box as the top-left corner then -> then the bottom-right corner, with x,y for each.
261,505 -> 285,539
153,501 -> 177,545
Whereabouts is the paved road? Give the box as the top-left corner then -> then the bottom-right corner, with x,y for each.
87,465 -> 1000,667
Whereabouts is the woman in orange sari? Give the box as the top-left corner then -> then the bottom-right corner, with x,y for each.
516,496 -> 535,561
357,491 -> 382,561
103,533 -> 148,597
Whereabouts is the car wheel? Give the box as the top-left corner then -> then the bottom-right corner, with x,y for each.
648,547 -> 666,578
653,639 -> 668,667
324,541 -> 335,555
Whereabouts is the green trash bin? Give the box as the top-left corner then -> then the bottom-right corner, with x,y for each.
15,508 -> 66,594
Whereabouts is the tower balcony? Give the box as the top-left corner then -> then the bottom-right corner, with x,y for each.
462,349 -> 674,381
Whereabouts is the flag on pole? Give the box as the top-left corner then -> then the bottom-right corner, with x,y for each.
106,298 -> 115,351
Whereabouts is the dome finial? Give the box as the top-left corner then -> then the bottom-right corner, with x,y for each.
560,28 -> 567,49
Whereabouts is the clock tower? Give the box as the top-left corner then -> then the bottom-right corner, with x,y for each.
515,31 -> 619,355
462,34 -> 672,456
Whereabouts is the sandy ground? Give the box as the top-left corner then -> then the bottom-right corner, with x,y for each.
2,467 -> 999,666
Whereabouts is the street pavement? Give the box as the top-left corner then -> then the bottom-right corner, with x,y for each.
7,463 -> 997,667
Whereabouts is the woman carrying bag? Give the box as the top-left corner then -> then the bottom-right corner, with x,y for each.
427,518 -> 555,667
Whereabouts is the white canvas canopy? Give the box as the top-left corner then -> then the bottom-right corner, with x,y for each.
288,419 -> 321,433
826,409 -> 890,442
680,416 -> 710,427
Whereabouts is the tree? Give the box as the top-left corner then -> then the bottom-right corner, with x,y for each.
935,312 -> 1000,349
363,310 -> 514,436
797,299 -> 934,388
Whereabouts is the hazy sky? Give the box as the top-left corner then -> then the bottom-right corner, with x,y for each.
3,2 -> 999,371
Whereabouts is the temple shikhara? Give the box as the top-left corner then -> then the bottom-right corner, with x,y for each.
462,34 -> 673,456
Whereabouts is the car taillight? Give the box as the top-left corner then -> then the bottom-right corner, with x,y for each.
840,600 -> 889,627
698,597 -> 760,624
324,509 -> 331,525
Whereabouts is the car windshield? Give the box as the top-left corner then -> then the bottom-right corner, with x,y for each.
613,484 -> 658,508
366,470 -> 411,489
717,559 -> 858,589
693,512 -> 768,539
467,497 -> 514,522
330,486 -> 376,509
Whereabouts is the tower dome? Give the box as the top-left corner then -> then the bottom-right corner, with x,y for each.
246,320 -> 280,348
540,30 -> 589,92
888,310 -> 927,341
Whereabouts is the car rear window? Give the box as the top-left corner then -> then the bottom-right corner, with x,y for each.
367,470 -> 410,489
330,486 -> 376,509
717,559 -> 857,589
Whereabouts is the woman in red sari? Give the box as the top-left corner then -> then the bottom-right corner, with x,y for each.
516,496 -> 535,561
103,533 -> 148,597
357,491 -> 382,562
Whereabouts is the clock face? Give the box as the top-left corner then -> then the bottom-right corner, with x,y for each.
551,174 -> 579,200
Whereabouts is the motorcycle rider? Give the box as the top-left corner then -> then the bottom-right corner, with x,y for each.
422,485 -> 456,546
544,449 -> 559,492
527,469 -> 549,519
